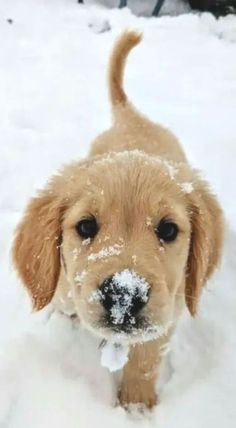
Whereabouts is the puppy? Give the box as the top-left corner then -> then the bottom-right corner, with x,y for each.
13,32 -> 224,408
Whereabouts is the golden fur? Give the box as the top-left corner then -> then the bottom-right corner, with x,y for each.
13,31 -> 224,408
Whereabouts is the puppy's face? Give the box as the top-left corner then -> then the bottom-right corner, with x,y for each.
60,152 -> 191,343
13,151 -> 223,345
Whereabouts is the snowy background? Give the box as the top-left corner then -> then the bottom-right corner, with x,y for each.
0,0 -> 236,426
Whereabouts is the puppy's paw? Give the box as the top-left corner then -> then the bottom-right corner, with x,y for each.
118,380 -> 157,410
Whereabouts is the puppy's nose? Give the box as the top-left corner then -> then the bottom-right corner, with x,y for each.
99,270 -> 150,326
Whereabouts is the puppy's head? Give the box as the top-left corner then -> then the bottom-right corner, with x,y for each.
13,151 -> 223,343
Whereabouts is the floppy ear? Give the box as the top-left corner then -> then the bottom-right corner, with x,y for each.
13,190 -> 64,311
186,182 -> 224,316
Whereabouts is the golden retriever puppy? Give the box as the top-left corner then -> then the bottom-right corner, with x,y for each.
13,32 -> 224,409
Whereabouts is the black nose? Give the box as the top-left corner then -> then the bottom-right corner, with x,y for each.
99,273 -> 149,326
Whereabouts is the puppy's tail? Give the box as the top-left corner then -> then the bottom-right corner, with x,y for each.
109,31 -> 142,107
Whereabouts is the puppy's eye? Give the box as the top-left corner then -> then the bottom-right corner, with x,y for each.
75,218 -> 98,240
155,220 -> 178,243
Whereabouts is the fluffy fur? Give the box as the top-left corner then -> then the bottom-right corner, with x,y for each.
13,31 -> 224,408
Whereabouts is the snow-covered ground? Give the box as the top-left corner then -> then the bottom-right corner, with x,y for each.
0,0 -> 236,426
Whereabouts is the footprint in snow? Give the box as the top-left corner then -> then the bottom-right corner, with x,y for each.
88,17 -> 111,34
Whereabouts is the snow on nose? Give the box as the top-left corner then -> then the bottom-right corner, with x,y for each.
101,269 -> 150,325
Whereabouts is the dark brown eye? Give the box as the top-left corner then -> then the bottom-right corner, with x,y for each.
155,220 -> 178,243
75,218 -> 98,240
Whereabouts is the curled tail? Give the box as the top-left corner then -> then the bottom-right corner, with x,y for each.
109,31 -> 142,107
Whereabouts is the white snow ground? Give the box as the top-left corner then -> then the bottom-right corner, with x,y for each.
0,0 -> 236,426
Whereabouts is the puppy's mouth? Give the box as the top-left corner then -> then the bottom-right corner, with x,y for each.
91,316 -> 170,345
100,313 -> 147,334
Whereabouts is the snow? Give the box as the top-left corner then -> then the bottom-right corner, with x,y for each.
162,159 -> 179,180
101,341 -> 129,372
88,15 -> 111,33
88,243 -> 123,261
74,269 -> 87,285
72,247 -> 80,260
82,238 -> 92,246
89,288 -> 104,302
179,181 -> 194,194
0,0 -> 236,427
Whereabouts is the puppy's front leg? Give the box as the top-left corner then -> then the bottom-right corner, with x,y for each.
119,339 -> 162,409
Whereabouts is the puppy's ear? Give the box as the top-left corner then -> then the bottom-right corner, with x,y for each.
13,190 -> 64,311
186,182 -> 224,316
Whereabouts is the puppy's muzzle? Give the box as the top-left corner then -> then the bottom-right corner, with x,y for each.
99,270 -> 150,330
